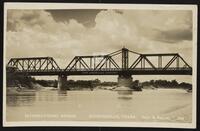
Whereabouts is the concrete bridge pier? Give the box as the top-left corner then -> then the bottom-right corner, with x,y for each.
58,75 -> 68,90
118,74 -> 133,87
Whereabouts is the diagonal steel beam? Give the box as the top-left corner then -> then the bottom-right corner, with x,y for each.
67,57 -> 79,71
65,57 -> 76,71
17,60 -> 25,70
51,58 -> 60,70
108,57 -> 120,68
79,58 -> 90,70
38,59 -> 47,71
97,57 -> 110,70
178,54 -> 192,68
129,56 -> 142,69
94,57 -> 107,70
163,55 -> 177,70
144,56 -> 157,70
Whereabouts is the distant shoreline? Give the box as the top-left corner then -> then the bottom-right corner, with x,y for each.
6,73 -> 192,91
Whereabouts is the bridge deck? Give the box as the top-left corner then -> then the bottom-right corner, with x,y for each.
12,68 -> 192,76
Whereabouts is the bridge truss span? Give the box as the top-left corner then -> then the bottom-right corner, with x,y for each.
6,48 -> 192,76
7,57 -> 60,72
129,53 -> 192,71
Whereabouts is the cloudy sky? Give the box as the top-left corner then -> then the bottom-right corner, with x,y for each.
6,9 -> 193,83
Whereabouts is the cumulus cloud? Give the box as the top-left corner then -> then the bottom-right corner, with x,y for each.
122,10 -> 192,43
6,10 -> 87,67
6,9 -> 193,71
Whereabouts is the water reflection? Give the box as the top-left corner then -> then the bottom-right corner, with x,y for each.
117,90 -> 133,100
7,95 -> 36,106
37,90 -> 56,102
57,90 -> 68,101
6,87 -> 37,106
57,90 -> 67,95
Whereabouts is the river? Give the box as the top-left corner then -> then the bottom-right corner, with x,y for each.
6,88 -> 192,123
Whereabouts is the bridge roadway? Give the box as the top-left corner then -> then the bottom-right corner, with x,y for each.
14,68 -> 192,76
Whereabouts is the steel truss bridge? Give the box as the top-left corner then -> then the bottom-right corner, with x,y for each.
7,48 -> 192,76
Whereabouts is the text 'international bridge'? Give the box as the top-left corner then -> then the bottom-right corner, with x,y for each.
7,47 -> 192,89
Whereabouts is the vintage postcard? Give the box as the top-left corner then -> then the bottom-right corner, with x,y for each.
3,3 -> 197,128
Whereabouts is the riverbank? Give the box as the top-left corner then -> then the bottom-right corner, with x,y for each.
6,72 -> 192,91
6,82 -> 45,96
7,84 -> 192,93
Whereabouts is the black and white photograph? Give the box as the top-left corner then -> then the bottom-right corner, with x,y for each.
3,3 -> 197,128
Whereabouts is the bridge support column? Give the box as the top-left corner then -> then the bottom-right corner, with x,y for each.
58,75 -> 68,90
118,74 -> 133,87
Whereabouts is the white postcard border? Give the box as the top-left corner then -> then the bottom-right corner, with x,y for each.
3,3 -> 198,128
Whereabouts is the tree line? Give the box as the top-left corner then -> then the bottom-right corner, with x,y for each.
6,72 -> 192,90
141,80 -> 192,89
